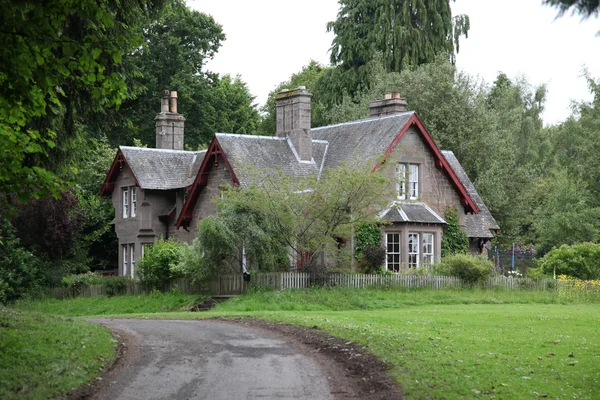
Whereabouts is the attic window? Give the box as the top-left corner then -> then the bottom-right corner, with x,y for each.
397,163 -> 419,200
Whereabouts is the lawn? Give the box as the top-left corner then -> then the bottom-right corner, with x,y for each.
9,288 -> 600,399
13,292 -> 203,317
0,307 -> 116,399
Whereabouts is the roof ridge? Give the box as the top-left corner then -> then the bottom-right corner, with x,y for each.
216,133 -> 285,140
312,111 -> 415,131
120,146 -> 201,154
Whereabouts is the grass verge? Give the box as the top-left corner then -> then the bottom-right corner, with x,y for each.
13,292 -> 204,317
0,307 -> 116,399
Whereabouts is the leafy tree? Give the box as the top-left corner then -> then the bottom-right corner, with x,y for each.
0,0 -> 167,213
138,238 -> 186,288
184,160 -> 392,276
326,0 -> 469,96
98,1 -> 259,148
543,0 -> 600,17
259,60 -> 331,134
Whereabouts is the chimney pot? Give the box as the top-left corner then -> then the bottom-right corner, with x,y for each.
384,93 -> 392,100
170,91 -> 178,114
161,90 -> 170,113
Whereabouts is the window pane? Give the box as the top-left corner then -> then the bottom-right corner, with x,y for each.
396,164 -> 406,199
409,164 -> 419,199
408,233 -> 419,268
386,233 -> 401,271
122,188 -> 129,218
131,187 -> 137,217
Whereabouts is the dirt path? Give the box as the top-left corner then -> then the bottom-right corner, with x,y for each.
72,318 -> 403,400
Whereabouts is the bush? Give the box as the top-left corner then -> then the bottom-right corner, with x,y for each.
355,223 -> 381,258
138,238 -> 186,288
441,208 -> 469,257
358,245 -> 387,273
61,272 -> 131,297
537,243 -> 600,280
435,254 -> 493,285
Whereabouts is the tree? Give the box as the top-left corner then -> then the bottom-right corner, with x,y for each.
97,1 -> 259,148
543,0 -> 600,17
0,0 -> 167,213
184,160 -> 393,277
259,60 -> 331,134
327,0 -> 469,96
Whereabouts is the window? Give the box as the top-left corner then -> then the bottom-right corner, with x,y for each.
423,233 -> 434,265
386,233 -> 401,271
131,187 -> 137,217
408,233 -> 420,268
122,245 -> 128,276
396,164 -> 406,199
122,187 -> 129,218
141,243 -> 152,259
397,163 -> 419,200
409,164 -> 419,200
130,244 -> 135,278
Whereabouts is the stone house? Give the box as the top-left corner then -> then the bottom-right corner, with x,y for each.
101,88 -> 498,277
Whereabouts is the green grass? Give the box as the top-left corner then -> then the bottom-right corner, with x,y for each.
13,292 -> 204,317
10,288 -> 600,398
212,287 -> 564,312
0,307 -> 116,399
153,288 -> 598,399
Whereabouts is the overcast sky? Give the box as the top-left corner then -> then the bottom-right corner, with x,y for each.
188,0 -> 600,125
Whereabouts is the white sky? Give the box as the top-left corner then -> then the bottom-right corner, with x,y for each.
188,0 -> 600,125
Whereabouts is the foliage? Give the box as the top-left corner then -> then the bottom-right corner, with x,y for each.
537,243 -> 600,280
12,191 -> 85,262
189,160 -> 392,274
441,208 -> 468,257
0,308 -> 115,398
358,246 -> 387,274
0,0 -> 167,213
543,0 -> 600,17
138,238 -> 186,288
0,219 -> 46,303
557,274 -> 600,303
435,253 -> 493,285
60,272 -> 131,297
326,0 -> 469,97
354,222 -> 382,258
99,1 -> 259,148
14,292 -> 203,316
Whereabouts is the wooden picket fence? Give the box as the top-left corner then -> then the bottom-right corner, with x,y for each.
208,272 -> 554,295
53,273 -> 555,299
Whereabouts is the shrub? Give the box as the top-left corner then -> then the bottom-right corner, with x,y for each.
435,254 -> 493,285
138,238 -> 186,288
355,223 -> 381,259
537,243 -> 600,280
60,272 -> 131,297
358,245 -> 387,273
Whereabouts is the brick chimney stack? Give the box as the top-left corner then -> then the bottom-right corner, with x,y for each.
155,90 -> 185,150
275,86 -> 313,162
369,92 -> 408,117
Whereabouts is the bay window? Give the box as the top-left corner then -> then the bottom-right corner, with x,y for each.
386,233 -> 401,271
408,233 -> 420,268
423,233 -> 434,265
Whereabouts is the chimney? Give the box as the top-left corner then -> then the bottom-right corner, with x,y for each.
155,90 -> 185,150
369,92 -> 408,117
275,86 -> 312,162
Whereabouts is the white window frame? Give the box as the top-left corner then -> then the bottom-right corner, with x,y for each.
385,233 -> 401,272
409,164 -> 419,200
423,233 -> 434,265
396,164 -> 406,200
131,187 -> 137,217
408,233 -> 420,268
122,245 -> 128,276
130,244 -> 135,278
122,187 -> 129,218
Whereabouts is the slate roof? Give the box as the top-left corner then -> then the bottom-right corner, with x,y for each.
379,202 -> 446,224
216,133 -> 328,187
442,150 -> 499,238
312,112 -> 414,168
120,146 -> 205,190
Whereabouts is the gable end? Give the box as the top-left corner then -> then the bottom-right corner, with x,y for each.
100,149 -> 139,196
176,137 -> 239,228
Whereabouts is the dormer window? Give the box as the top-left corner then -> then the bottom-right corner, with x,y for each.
397,163 -> 419,200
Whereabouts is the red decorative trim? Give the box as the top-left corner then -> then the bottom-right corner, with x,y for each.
100,149 -> 141,196
176,137 -> 239,228
371,113 -> 479,214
